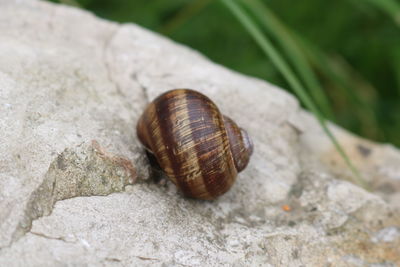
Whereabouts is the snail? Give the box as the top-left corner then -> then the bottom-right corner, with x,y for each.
136,89 -> 253,200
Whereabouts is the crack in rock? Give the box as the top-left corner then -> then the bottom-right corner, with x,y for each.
10,140 -> 137,246
101,27 -> 150,110
132,72 -> 150,104
29,231 -> 76,244
102,27 -> 122,98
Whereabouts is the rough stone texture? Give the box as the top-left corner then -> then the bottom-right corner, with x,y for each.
0,0 -> 399,266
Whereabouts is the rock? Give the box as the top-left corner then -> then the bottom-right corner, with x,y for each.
0,0 -> 399,266
10,141 -> 137,244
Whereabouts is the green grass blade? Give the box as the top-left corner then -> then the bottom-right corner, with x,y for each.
160,0 -> 214,34
364,0 -> 400,26
241,0 -> 335,121
220,0 -> 368,189
244,0 -> 384,142
296,35 -> 385,141
393,49 -> 400,95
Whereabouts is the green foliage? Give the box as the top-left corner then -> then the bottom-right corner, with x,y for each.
220,0 -> 366,188
49,0 -> 400,148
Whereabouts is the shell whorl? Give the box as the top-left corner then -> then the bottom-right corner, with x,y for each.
223,116 -> 253,172
136,89 -> 253,200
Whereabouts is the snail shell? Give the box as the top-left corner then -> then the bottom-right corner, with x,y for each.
136,89 -> 253,200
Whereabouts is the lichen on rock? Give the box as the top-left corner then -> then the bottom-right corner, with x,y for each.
11,141 -> 136,244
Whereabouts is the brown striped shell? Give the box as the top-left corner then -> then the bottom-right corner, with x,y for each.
136,89 -> 253,200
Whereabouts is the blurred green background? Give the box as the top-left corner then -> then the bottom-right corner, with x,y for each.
50,0 -> 400,147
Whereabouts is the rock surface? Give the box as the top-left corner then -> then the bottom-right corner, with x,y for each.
0,0 -> 399,266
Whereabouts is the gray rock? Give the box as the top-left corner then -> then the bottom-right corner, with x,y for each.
0,0 -> 399,266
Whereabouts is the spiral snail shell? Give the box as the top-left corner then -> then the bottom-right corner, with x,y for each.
136,89 -> 253,200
